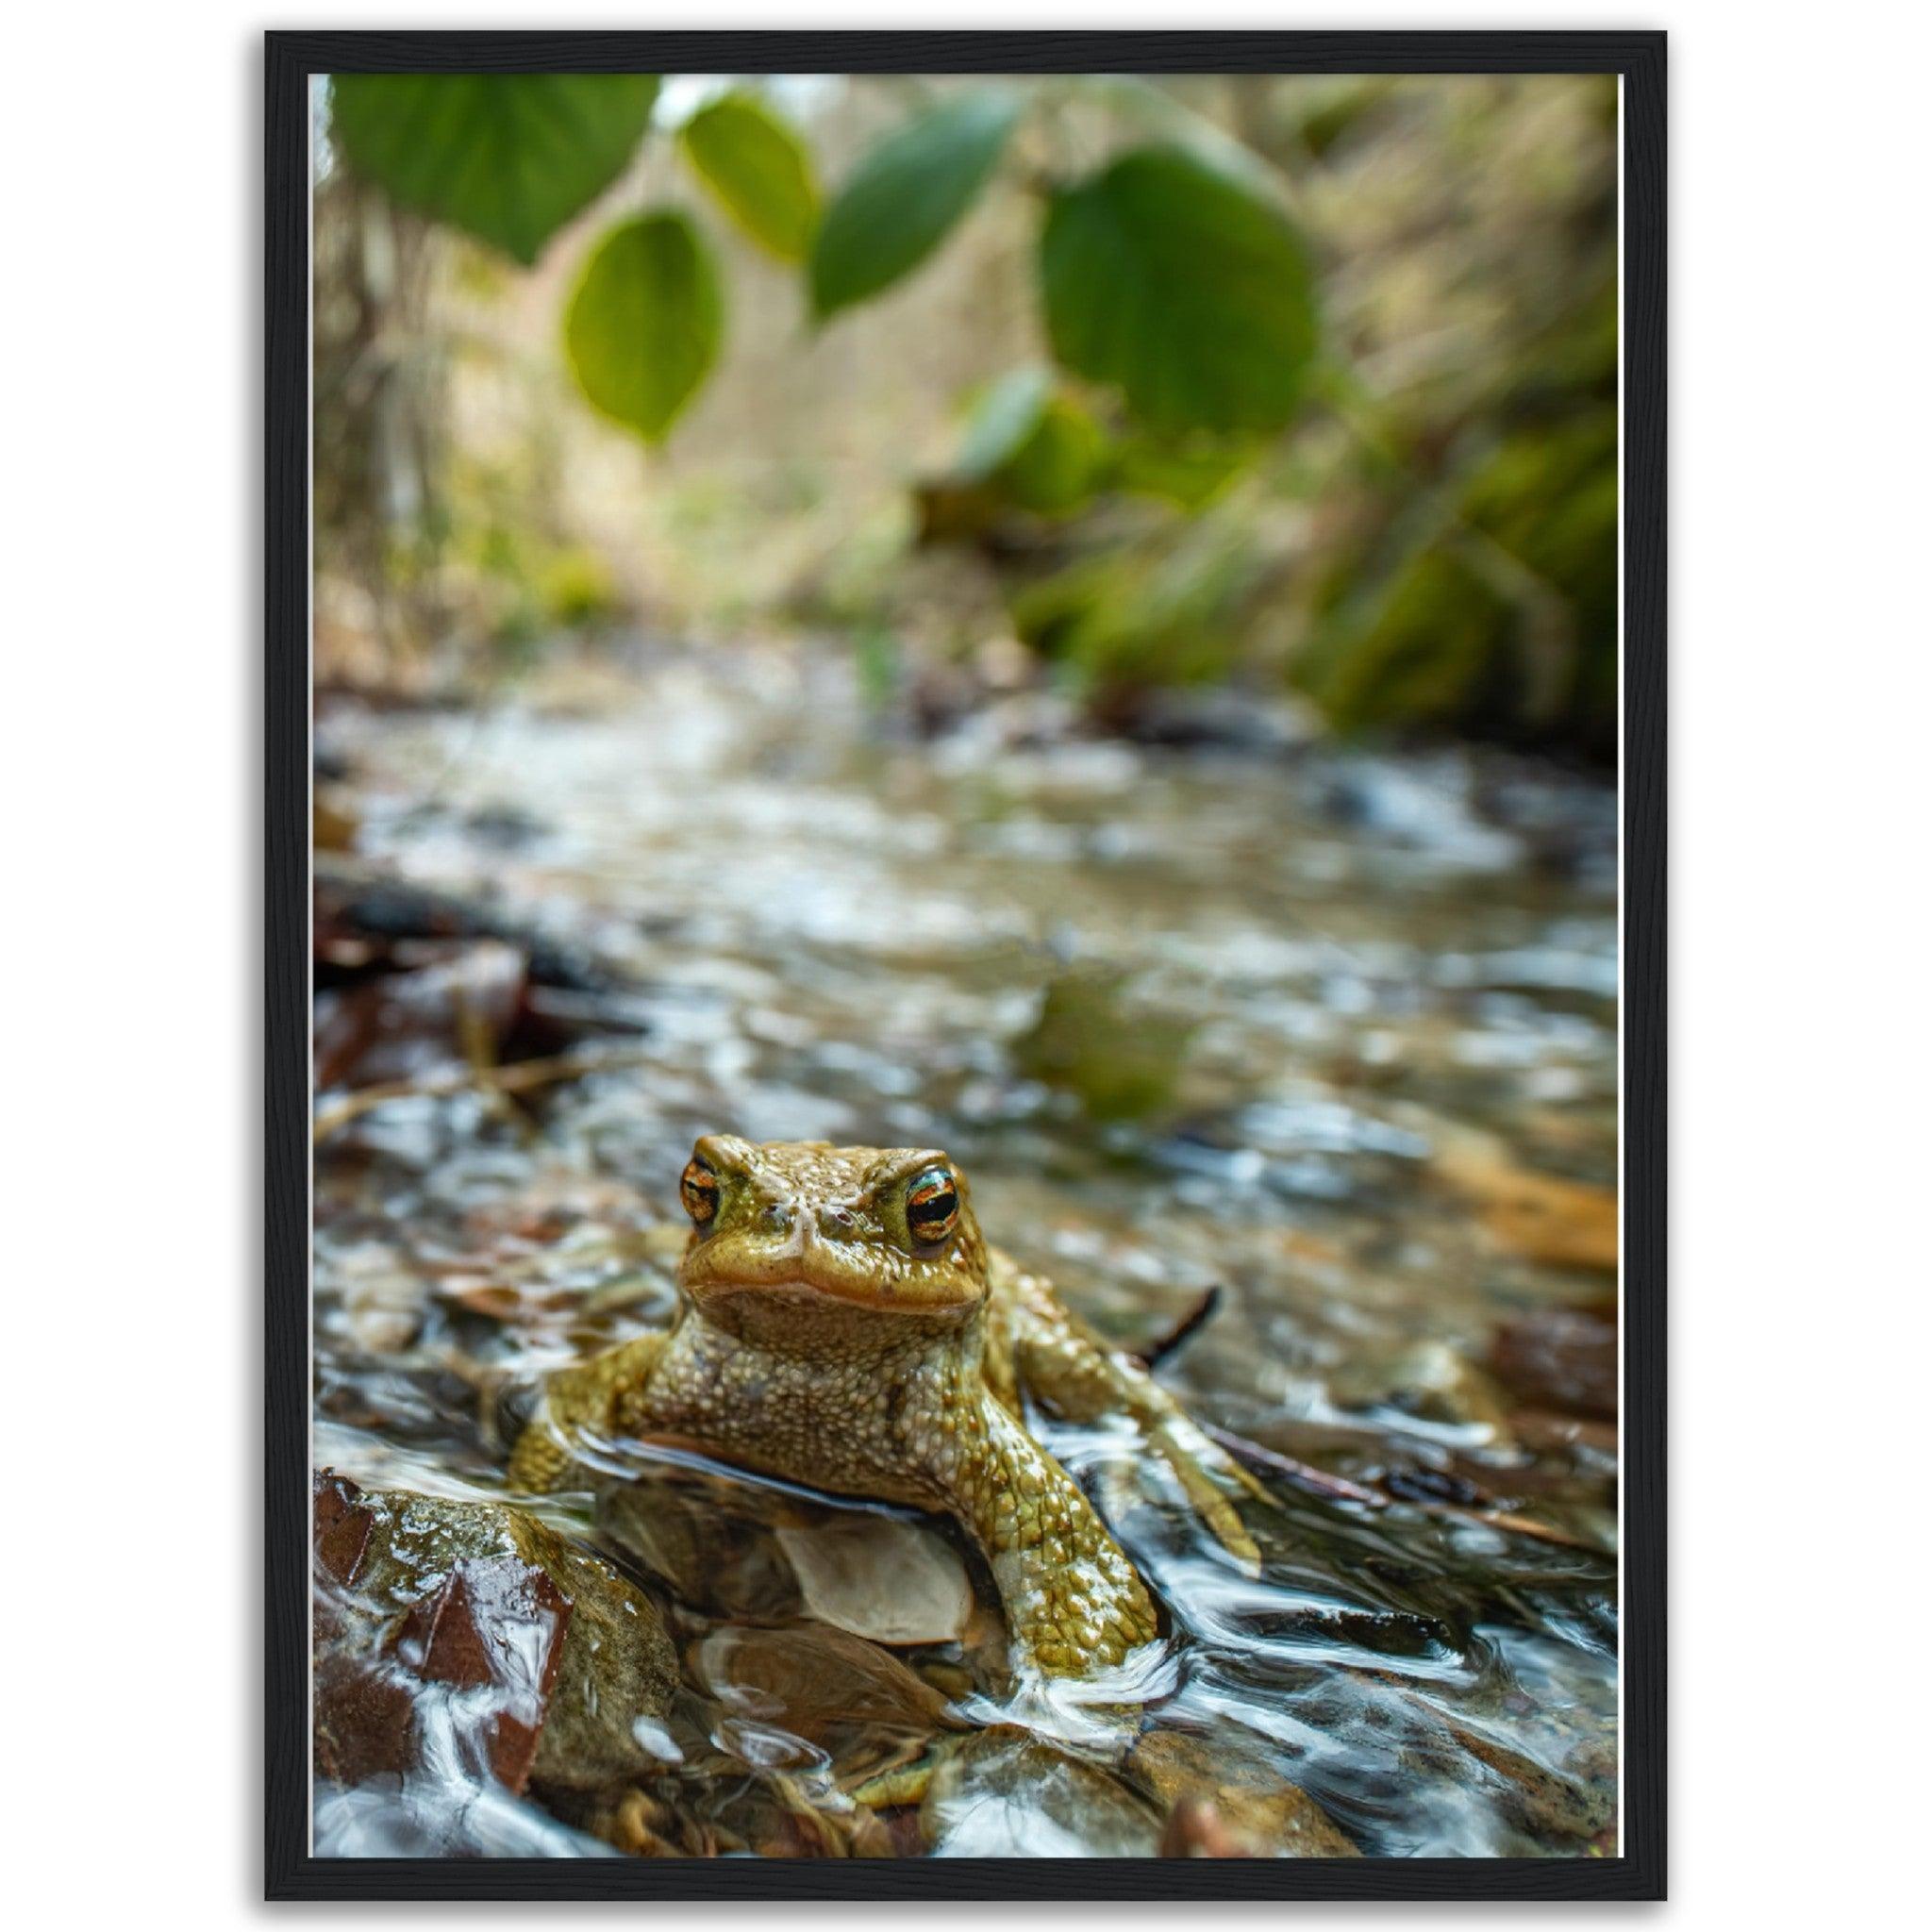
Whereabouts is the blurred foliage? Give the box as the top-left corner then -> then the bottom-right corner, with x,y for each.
313,73 -> 1618,756
680,93 -> 820,261
1041,146 -> 1317,436
1009,501 -> 1274,689
331,75 -> 660,265
566,213 -> 722,441
809,92 -> 1020,320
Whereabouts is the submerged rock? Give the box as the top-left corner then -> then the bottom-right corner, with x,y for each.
1128,1725 -> 1358,1857
312,1471 -> 675,1800
921,1726 -> 1162,1857
596,1471 -> 806,1623
1432,1719 -> 1616,1847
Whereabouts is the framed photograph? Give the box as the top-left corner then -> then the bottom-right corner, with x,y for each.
267,28 -> 1663,1901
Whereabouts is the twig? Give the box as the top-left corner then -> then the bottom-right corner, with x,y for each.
1428,1502 -> 1593,1552
1203,1424 -> 1386,1507
1202,1422 -> 1594,1550
313,1046 -> 652,1143
1136,1285 -> 1224,1370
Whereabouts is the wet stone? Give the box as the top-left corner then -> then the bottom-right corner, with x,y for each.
1331,1340 -> 1517,1441
1128,1725 -> 1358,1857
1434,1720 -> 1617,1847
921,1726 -> 1163,1857
312,1471 -> 676,1800
598,1468 -> 984,1647
595,1470 -> 806,1622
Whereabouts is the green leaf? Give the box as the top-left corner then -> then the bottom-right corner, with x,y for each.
809,92 -> 1021,319
330,75 -> 659,265
955,368 -> 1053,478
947,371 -> 1106,518
679,92 -> 820,261
563,213 -> 722,442
998,400 -> 1108,518
1040,146 -> 1318,435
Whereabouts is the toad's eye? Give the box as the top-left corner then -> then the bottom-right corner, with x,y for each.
906,1166 -> 959,1245
680,1158 -> 719,1228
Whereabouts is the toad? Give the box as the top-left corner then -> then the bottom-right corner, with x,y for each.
509,1137 -> 1261,1675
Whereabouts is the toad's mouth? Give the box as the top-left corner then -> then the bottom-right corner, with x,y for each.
681,1242 -> 982,1317
688,1274 -> 982,1318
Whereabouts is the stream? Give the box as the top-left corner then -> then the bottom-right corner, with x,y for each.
310,641 -> 1620,1859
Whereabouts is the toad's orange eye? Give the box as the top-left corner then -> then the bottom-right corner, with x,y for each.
680,1159 -> 719,1227
906,1166 -> 959,1245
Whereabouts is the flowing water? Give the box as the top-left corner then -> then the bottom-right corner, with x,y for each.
311,641 -> 1619,1859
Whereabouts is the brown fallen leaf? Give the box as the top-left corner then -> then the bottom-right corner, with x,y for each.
595,1788 -> 687,1857
691,1624 -> 958,1743
1489,1304 -> 1618,1421
1431,1128 -> 1618,1273
314,939 -> 527,1091
775,1514 -> 975,1647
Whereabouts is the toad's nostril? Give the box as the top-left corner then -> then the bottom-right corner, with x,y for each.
761,1201 -> 794,1235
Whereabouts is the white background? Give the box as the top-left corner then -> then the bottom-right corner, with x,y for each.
4,0 -> 1925,1920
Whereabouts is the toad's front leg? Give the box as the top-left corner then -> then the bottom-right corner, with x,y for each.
1006,1266 -> 1264,1574
926,1391 -> 1159,1676
507,1331 -> 669,1492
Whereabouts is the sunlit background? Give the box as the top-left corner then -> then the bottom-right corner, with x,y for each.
313,72 -> 1616,752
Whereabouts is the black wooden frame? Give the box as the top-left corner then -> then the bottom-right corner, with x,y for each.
267,28 -> 1664,1902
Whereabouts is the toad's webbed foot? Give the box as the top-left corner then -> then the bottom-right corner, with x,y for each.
1006,1266 -> 1263,1575
506,1331 -> 669,1492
